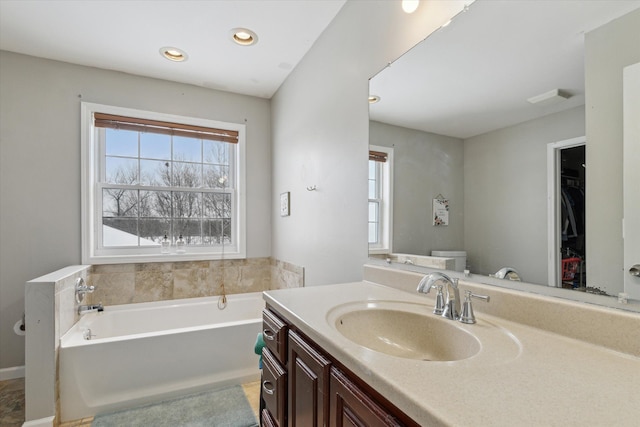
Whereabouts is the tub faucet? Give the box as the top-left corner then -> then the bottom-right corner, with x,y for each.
78,303 -> 103,315
417,272 -> 460,320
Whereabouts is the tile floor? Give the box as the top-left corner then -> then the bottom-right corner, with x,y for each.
0,378 -> 25,426
0,378 -> 261,426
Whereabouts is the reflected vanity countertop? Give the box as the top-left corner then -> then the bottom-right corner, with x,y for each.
366,256 -> 640,314
263,281 -> 640,427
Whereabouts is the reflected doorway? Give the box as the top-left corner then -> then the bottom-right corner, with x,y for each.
560,145 -> 586,289
547,137 -> 586,289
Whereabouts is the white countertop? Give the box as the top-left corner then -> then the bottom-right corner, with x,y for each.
263,281 -> 640,426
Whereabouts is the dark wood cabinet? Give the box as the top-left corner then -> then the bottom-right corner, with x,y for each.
263,308 -> 288,364
262,308 -> 290,426
263,305 -> 417,427
262,408 -> 278,427
329,367 -> 402,427
262,347 -> 287,427
288,330 -> 331,427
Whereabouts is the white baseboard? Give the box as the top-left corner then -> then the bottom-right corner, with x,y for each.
22,416 -> 55,427
0,365 -> 25,380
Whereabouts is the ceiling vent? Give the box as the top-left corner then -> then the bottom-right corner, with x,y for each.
527,89 -> 570,106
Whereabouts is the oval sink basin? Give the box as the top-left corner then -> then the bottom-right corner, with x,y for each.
330,302 -> 481,361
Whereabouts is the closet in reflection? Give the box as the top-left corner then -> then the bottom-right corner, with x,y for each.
560,145 -> 586,290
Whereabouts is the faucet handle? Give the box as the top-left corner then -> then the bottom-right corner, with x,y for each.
433,284 -> 445,315
75,277 -> 96,304
459,290 -> 490,324
417,277 -> 445,315
75,277 -> 95,292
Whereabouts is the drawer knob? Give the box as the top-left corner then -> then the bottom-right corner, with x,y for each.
263,329 -> 275,340
262,380 -> 275,395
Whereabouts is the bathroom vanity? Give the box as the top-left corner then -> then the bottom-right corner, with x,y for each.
261,300 -> 419,427
261,269 -> 640,426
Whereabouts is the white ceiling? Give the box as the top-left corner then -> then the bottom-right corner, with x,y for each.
2,0 -> 638,135
0,0 -> 346,99
369,0 -> 640,139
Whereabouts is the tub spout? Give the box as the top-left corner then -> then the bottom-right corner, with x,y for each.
78,303 -> 103,315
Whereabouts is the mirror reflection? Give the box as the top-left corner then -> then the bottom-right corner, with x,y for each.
368,0 -> 640,299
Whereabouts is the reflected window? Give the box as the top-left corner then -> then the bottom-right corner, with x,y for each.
368,146 -> 393,253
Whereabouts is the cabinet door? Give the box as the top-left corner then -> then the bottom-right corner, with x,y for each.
263,348 -> 287,427
329,367 -> 402,427
288,330 -> 331,427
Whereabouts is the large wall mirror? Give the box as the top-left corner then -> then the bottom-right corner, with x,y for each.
368,0 -> 640,309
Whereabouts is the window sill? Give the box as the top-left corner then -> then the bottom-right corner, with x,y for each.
83,251 -> 246,265
368,248 -> 391,255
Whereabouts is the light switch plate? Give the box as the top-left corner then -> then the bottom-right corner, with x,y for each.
280,191 -> 290,216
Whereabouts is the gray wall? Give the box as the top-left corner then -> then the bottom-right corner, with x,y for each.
0,0 -> 472,372
464,106 -> 585,284
270,0 -> 470,286
0,51 -> 272,370
585,9 -> 640,294
369,120 -> 464,255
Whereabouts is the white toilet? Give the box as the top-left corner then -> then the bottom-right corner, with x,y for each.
431,250 -> 467,272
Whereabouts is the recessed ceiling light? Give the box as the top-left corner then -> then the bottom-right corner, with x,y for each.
368,95 -> 381,104
230,28 -> 258,46
402,0 -> 419,14
160,47 -> 188,62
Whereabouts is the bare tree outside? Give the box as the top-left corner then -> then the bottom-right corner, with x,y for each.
102,129 -> 233,248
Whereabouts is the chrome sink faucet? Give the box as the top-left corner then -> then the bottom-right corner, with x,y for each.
417,272 -> 490,323
491,267 -> 521,281
417,272 -> 460,320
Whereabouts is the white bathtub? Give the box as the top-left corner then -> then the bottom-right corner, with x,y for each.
59,292 -> 265,422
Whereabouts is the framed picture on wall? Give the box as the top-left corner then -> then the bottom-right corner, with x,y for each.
433,197 -> 449,226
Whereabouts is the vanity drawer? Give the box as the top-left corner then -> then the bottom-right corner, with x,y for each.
261,408 -> 278,427
262,347 -> 287,427
263,308 -> 288,364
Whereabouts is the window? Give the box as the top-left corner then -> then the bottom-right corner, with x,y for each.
81,103 -> 245,263
368,146 -> 393,254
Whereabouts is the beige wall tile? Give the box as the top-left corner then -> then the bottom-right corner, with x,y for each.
135,262 -> 173,272
271,267 -> 303,290
211,264 -> 240,295
271,258 -> 304,290
274,259 -> 304,275
89,272 -> 136,305
91,264 -> 135,274
173,268 -> 210,299
82,258 -> 304,303
173,260 -> 209,270
237,265 -> 270,293
133,270 -> 173,303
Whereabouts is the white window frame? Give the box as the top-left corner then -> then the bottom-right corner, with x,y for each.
368,145 -> 393,254
81,102 -> 246,264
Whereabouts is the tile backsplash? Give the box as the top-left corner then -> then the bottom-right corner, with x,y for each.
88,257 -> 303,306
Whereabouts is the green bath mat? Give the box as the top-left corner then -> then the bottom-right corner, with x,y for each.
91,385 -> 258,427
